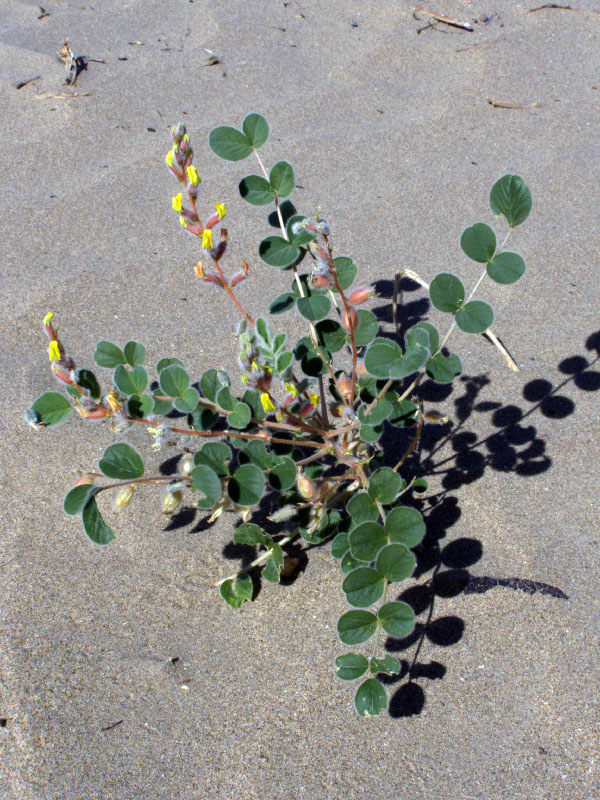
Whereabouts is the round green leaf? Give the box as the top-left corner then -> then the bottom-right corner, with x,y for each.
368,468 -> 402,505
376,543 -> 416,582
239,174 -> 275,205
358,399 -> 392,426
259,236 -> 301,268
242,113 -> 268,148
490,174 -> 532,227
269,161 -> 295,197
430,273 -> 465,313
64,484 -> 97,516
194,442 -> 231,476
239,440 -> 274,469
297,294 -> 331,322
412,321 -> 439,354
364,338 -> 403,378
412,477 -> 428,494
370,655 -> 401,676
113,364 -> 148,396
378,601 -> 415,638
228,401 -> 251,429
191,464 -> 222,509
233,523 -> 269,546
157,357 -> 185,373
93,340 -> 125,368
228,464 -> 266,507
30,392 -> 72,427
124,340 -> 146,367
332,257 -> 357,291
127,393 -> 153,418
487,251 -> 526,285
200,368 -> 223,402
388,398 -> 419,427
460,223 -> 496,263
331,532 -> 350,558
188,406 -> 218,431
337,609 -> 378,645
174,387 -> 200,413
341,550 -> 364,574
159,364 -> 190,397
152,390 -> 172,416
75,369 -> 101,400
426,352 -> 462,383
354,678 -> 387,717
315,319 -> 346,353
209,126 -> 252,161
269,292 -> 296,315
385,506 -> 425,548
99,443 -> 144,480
349,521 -> 387,562
455,300 -> 494,334
354,310 -> 378,347
359,422 -> 383,443
347,492 -> 379,523
268,456 -> 296,491
220,573 -> 253,608
343,567 -> 384,608
335,653 -> 369,681
82,497 -> 115,545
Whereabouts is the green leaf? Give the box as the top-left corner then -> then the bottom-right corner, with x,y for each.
82,497 -> 115,545
413,322 -> 439,354
349,521 -> 387,562
347,493 -> 379,524
75,369 -> 101,400
191,464 -> 222,509
239,440 -> 274,469
337,610 -> 378,645
368,467 -> 403,505
174,387 -> 200,413
429,273 -> 465,313
124,341 -> 145,367
194,442 -> 231,476
332,257 -> 357,291
460,223 -> 496,263
335,653 -> 370,681
220,574 -> 253,608
490,174 -> 532,227
269,161 -> 295,197
364,338 -> 402,378
127,393 -> 153,418
487,252 -> 526,285
385,506 -> 425,548
341,550 -> 365,574
113,364 -> 148,396
216,385 -> 235,412
268,456 -> 296,491
228,401 -> 251,429
239,174 -> 275,205
99,443 -> 144,480
297,294 -> 331,322
315,319 -> 346,353
259,236 -> 301,268
426,352 -> 462,383
94,341 -> 126,368
331,532 -> 350,558
209,126 -> 252,161
376,543 -> 416,582
358,399 -> 392,426
370,655 -> 401,676
156,357 -> 185,373
359,422 -> 383,443
412,477 -> 428,494
255,316 -> 272,345
378,601 -> 415,638
64,484 -> 97,516
30,392 -> 72,427
200,368 -> 224,402
233,523 -> 270,546
354,310 -> 378,347
354,678 -> 387,717
286,215 -> 317,247
159,365 -> 190,398
242,113 -> 269,148
275,351 -> 294,376
269,291 -> 296,315
455,300 -> 494,334
262,554 -> 281,583
152,390 -> 172,416
388,398 -> 419,427
228,464 -> 266,507
343,567 -> 384,608
188,406 -> 219,431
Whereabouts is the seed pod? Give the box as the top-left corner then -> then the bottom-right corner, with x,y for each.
115,484 -> 135,510
342,306 -> 359,331
74,474 -> 95,487
312,273 -> 333,289
299,400 -> 316,418
180,453 -> 194,477
162,490 -> 183,515
297,471 -> 316,499
348,287 -> 374,305
357,359 -> 368,377
329,402 -> 345,418
336,374 -> 353,401
424,410 -> 450,423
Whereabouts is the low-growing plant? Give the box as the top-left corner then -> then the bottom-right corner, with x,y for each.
26,114 -> 532,717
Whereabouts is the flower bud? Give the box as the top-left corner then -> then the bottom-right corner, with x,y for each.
162,489 -> 183,515
348,287 -> 374,306
314,220 -> 330,235
342,306 -> 359,331
297,471 -> 316,499
336,375 -> 353,401
229,271 -> 246,288
312,273 -> 333,289
115,484 -> 135,510
329,402 -> 345,418
186,165 -> 200,186
299,400 -> 316,418
180,453 -> 194,476
357,359 -> 368,377
202,229 -> 213,250
171,122 -> 186,142
74,474 -> 94,487
194,261 -> 205,280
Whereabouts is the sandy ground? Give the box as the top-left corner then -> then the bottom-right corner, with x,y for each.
1,0 -> 599,798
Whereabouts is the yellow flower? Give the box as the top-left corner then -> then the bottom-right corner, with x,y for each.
43,311 -> 54,326
308,393 -> 319,406
48,341 -> 61,362
171,193 -> 183,213
241,375 -> 249,385
285,383 -> 298,398
179,216 -> 187,228
202,229 -> 213,250
260,392 -> 276,413
250,360 -> 259,372
165,149 -> 175,167
263,365 -> 272,376
106,391 -> 122,413
186,165 -> 200,186
214,202 -> 227,220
